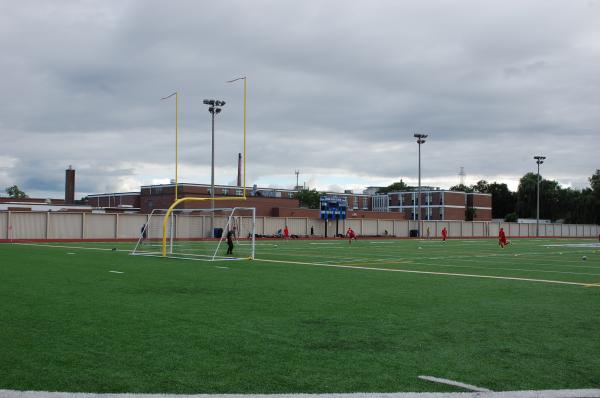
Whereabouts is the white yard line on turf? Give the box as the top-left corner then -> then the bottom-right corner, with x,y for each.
2,388 -> 600,398
109,270 -> 124,274
418,259 -> 600,277
14,242 -> 128,252
418,376 -> 490,392
254,258 -> 600,288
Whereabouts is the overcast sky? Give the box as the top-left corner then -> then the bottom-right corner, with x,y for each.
1,0 -> 599,199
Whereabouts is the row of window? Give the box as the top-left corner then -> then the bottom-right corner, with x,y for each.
391,199 -> 444,206
352,196 -> 369,210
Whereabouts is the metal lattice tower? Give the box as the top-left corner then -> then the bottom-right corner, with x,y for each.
458,166 -> 466,186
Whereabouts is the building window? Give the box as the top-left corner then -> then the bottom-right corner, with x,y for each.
223,188 -> 228,195
236,189 -> 243,196
353,196 -> 358,209
362,197 -> 368,209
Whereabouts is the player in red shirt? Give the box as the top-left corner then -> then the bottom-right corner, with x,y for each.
346,227 -> 357,244
283,225 -> 289,239
441,227 -> 447,242
498,227 -> 509,248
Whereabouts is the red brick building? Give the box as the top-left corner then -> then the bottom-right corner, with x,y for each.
87,183 -> 490,221
372,189 -> 492,221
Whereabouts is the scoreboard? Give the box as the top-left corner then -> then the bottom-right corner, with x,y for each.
320,195 -> 347,220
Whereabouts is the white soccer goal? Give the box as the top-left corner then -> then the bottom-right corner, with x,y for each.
131,207 -> 256,261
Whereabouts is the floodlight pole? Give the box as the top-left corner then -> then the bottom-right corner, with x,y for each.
295,170 -> 300,191
534,155 -> 546,237
204,99 -> 226,237
161,92 -> 179,200
414,133 -> 428,238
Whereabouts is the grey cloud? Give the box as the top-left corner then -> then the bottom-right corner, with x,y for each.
1,0 -> 599,198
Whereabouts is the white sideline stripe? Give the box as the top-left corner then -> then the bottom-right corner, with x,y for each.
2,389 -> 600,398
255,258 -> 600,288
418,375 -> 491,392
544,243 -> 600,248
109,270 -> 123,274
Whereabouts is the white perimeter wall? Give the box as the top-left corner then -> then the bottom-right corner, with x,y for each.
0,211 -> 599,240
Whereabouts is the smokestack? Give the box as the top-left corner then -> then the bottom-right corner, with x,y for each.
65,165 -> 75,204
237,153 -> 242,187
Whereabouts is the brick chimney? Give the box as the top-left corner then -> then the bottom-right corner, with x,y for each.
65,165 -> 75,204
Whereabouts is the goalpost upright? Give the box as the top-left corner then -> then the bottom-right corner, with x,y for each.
159,76 -> 249,258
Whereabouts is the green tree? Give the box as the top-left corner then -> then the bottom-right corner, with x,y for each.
377,180 -> 409,194
449,183 -> 473,193
590,170 -> 600,196
487,182 -> 516,219
516,172 -> 539,218
5,185 -> 28,199
296,189 -> 321,209
472,180 -> 489,193
504,212 -> 518,222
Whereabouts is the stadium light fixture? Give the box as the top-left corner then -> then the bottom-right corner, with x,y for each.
204,98 -> 226,237
534,155 -> 546,237
161,92 -> 179,200
414,133 -> 428,238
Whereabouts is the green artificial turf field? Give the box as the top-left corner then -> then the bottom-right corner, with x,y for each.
1,238 -> 599,394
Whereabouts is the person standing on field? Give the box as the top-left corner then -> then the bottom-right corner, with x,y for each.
283,225 -> 289,239
140,223 -> 148,244
441,227 -> 447,242
498,227 -> 509,248
226,229 -> 235,255
346,227 -> 357,244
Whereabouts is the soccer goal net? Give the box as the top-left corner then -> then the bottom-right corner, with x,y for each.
131,207 -> 256,261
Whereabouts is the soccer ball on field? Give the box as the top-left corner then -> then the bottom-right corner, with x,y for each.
582,256 -> 587,261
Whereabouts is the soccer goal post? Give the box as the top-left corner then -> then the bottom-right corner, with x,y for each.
131,207 -> 256,261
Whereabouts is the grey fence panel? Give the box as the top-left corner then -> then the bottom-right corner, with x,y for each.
570,224 -> 577,237
489,222 -> 500,237
0,212 -> 7,239
473,222 -> 486,237
85,214 -> 117,239
175,215 -> 203,239
378,220 -> 394,236
506,223 -> 518,237
462,222 -> 473,237
264,217 -> 286,235
422,221 -> 436,238
11,212 -> 46,239
48,213 -> 82,239
310,219 -> 325,237
286,217 -> 308,235
117,214 -> 148,239
3,211 -> 600,240
449,221 -> 461,237
362,220 -> 378,236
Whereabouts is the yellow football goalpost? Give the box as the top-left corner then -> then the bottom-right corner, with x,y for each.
161,77 -> 248,257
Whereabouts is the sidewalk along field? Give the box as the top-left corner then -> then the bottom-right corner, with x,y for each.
1,238 -> 599,394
